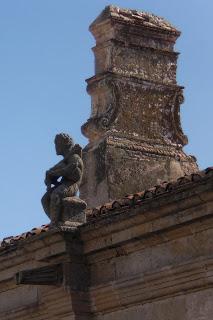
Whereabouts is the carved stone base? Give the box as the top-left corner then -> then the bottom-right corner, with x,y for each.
80,137 -> 198,208
61,196 -> 87,224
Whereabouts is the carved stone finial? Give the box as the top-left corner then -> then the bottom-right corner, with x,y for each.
41,133 -> 86,226
80,6 -> 198,208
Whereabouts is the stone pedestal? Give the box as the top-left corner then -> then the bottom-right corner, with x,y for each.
80,6 -> 198,207
61,196 -> 87,224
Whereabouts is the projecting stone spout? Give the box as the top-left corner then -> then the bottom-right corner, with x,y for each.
80,5 -> 198,208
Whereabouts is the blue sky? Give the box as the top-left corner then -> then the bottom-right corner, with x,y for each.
0,0 -> 212,239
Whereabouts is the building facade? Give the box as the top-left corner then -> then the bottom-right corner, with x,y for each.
0,6 -> 213,320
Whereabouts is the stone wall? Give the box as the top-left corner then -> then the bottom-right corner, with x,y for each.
0,230 -> 92,319
0,169 -> 213,319
81,169 -> 213,319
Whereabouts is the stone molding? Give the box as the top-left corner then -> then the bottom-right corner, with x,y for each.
89,257 -> 213,314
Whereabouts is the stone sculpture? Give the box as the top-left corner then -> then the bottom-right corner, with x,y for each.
41,133 -> 86,226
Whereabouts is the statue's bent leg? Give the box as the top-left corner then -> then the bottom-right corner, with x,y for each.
49,185 -> 66,224
41,192 -> 51,218
49,184 -> 79,225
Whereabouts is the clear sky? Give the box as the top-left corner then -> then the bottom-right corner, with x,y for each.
0,0 -> 212,239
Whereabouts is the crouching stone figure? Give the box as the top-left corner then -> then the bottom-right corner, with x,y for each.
41,133 -> 86,226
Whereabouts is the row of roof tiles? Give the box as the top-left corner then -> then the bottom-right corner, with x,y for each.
1,167 -> 213,250
86,167 -> 213,220
0,224 -> 50,249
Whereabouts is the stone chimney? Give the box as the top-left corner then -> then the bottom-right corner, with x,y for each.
80,5 -> 198,207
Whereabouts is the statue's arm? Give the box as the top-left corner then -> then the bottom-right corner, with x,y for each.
48,160 -> 64,172
50,155 -> 83,183
44,160 -> 64,188
64,160 -> 83,183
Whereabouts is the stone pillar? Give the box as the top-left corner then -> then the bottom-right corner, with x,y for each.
80,5 -> 198,207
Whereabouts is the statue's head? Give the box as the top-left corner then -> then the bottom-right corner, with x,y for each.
54,133 -> 74,156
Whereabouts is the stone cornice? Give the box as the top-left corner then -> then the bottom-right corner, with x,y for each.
92,39 -> 180,57
90,6 -> 180,37
86,71 -> 184,91
89,257 -> 213,314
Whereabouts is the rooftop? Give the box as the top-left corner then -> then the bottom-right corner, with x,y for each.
1,166 -> 212,251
